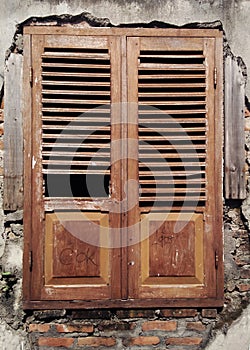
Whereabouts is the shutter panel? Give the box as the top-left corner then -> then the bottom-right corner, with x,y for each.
127,36 -> 223,302
27,34 -> 122,301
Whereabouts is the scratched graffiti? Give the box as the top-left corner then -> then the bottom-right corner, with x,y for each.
59,247 -> 97,266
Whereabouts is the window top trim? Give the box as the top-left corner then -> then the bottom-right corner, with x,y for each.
23,26 -> 223,38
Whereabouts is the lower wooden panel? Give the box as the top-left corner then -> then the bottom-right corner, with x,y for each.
139,213 -> 207,299
41,212 -> 112,300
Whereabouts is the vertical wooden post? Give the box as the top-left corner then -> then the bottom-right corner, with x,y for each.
4,53 -> 24,210
224,55 -> 246,199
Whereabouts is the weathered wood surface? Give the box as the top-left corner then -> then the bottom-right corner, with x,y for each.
224,55 -> 246,199
4,53 -> 23,210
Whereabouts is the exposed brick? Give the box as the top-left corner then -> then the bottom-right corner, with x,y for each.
160,309 -> 197,318
241,269 -> 250,279
0,125 -> 4,136
166,337 -> 202,346
142,320 -> 177,331
28,324 -> 50,333
78,337 -> 116,347
186,322 -> 206,331
237,283 -> 250,292
123,336 -> 160,346
116,309 -> 155,318
71,310 -> 112,319
55,323 -> 93,333
201,309 -> 217,318
0,140 -> 3,150
235,257 -> 250,267
98,321 -> 135,331
38,337 -> 74,347
232,230 -> 249,238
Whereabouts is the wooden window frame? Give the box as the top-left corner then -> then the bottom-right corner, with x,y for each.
22,27 -> 223,309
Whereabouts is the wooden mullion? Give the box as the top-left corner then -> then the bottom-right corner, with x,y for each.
109,36 -> 123,299
214,35 -> 224,300
30,34 -> 45,300
120,36 -> 129,299
203,38 -> 217,298
127,37 -> 140,299
23,33 -> 32,303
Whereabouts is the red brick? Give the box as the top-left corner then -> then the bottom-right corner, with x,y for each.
38,337 -> 74,347
237,283 -> 250,292
186,322 -> 206,331
116,309 -> 155,318
98,321 -> 135,331
78,337 -> 116,347
0,140 -> 3,150
166,337 -> 202,346
201,309 -> 217,318
0,125 -> 3,136
160,309 -> 197,318
28,324 -> 50,333
55,323 -> 93,333
142,320 -> 177,331
124,336 -> 160,346
241,270 -> 250,279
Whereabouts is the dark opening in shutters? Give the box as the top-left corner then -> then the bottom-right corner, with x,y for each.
41,47 -> 111,198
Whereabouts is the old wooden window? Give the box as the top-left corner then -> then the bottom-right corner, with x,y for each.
23,27 -> 223,309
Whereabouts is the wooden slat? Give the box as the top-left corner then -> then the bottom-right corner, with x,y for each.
139,73 -> 205,78
139,118 -> 205,123
42,116 -> 110,122
42,125 -> 110,131
138,101 -> 205,106
138,89 -> 206,95
42,98 -> 110,104
42,72 -> 110,77
42,53 -> 110,59
141,188 -> 205,193
42,90 -> 110,96
139,170 -> 205,175
42,63 -> 110,69
42,107 -> 110,113
139,196 -> 206,201
43,143 -> 110,149
139,54 -> 205,59
43,169 -> 110,174
138,66 -> 205,75
43,160 -> 109,166
42,134 -> 109,139
224,56 -> 246,199
139,126 -> 206,132
3,53 -> 23,210
140,179 -> 206,184
139,64 -> 205,70
139,135 -> 206,141
42,80 -> 110,87
42,151 -> 110,157
137,109 -> 205,114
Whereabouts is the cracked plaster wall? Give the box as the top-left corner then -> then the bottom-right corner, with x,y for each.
0,1 -> 250,349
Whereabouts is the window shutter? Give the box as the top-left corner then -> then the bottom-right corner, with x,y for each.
24,32 -> 122,302
127,35 -> 223,304
23,27 -> 223,308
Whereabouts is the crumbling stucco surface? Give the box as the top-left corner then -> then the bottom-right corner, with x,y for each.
1,0 -> 250,95
0,3 -> 250,350
206,304 -> 250,350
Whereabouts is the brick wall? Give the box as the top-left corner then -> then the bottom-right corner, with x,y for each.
28,309 -> 215,349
